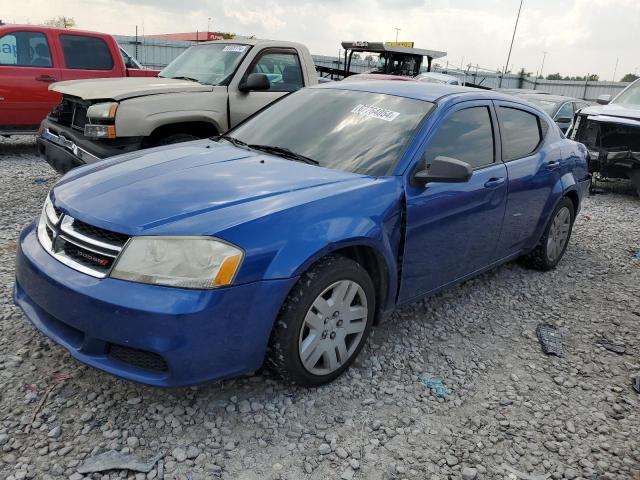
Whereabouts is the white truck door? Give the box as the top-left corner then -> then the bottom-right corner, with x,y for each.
228,48 -> 305,128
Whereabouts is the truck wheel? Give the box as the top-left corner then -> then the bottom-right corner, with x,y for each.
154,134 -> 199,146
521,197 -> 575,271
267,255 -> 375,387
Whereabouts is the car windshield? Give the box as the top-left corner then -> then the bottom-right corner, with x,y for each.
522,97 -> 559,115
612,80 -> 640,106
227,88 -> 434,175
159,43 -> 250,85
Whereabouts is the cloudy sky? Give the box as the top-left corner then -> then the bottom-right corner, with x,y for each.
4,0 -> 639,79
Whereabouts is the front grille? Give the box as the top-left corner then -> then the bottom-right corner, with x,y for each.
109,344 -> 169,372
72,219 -> 129,246
72,104 -> 88,131
40,207 -> 129,278
50,98 -> 90,131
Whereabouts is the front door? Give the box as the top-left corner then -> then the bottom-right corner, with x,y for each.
228,48 -> 305,128
0,29 -> 61,129
399,101 -> 508,303
57,33 -> 121,81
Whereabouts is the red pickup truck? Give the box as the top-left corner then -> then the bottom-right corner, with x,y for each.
0,24 -> 158,136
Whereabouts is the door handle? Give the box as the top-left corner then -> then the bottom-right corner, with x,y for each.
484,177 -> 505,188
546,160 -> 560,169
35,75 -> 57,82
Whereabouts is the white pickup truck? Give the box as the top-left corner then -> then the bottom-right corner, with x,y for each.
37,38 -> 319,173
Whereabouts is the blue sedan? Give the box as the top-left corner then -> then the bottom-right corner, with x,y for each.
14,82 -> 591,387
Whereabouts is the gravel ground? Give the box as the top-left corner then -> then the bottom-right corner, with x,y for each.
0,136 -> 639,480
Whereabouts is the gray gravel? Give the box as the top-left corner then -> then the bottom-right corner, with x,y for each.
1,136 -> 639,480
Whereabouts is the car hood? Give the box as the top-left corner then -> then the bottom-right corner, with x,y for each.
579,103 -> 640,124
51,140 -> 370,235
50,77 -> 214,101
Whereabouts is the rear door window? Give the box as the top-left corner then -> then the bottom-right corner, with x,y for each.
423,106 -> 495,169
60,34 -> 114,70
498,107 -> 542,161
555,102 -> 573,120
0,31 -> 52,67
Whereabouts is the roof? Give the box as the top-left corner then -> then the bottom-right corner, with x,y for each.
0,24 -> 115,37
416,72 -> 459,82
197,38 -> 305,49
516,93 -> 577,103
313,80 -> 515,103
341,41 -> 447,59
343,74 -> 418,82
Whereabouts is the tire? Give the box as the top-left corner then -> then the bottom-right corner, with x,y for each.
154,134 -> 200,146
267,255 -> 376,387
521,197 -> 575,271
629,169 -> 640,197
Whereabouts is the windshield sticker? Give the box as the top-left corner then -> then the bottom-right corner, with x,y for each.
222,45 -> 247,53
352,104 -> 400,122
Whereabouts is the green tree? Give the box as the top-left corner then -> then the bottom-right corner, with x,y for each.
546,73 -> 562,80
43,16 -> 75,28
621,73 -> 639,82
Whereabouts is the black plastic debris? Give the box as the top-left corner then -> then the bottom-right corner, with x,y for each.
633,376 -> 640,394
597,338 -> 626,355
78,450 -> 163,474
536,324 -> 563,357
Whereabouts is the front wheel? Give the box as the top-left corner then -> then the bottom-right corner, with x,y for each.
521,197 -> 575,271
267,255 -> 375,386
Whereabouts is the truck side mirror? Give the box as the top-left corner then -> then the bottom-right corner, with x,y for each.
239,73 -> 270,92
413,156 -> 473,184
596,94 -> 611,105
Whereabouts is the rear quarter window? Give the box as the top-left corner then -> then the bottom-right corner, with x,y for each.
60,34 -> 114,70
498,107 -> 543,161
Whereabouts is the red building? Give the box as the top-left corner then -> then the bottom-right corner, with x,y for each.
147,32 -> 225,42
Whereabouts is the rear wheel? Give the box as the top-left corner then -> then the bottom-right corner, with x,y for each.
521,197 -> 575,271
267,255 -> 375,386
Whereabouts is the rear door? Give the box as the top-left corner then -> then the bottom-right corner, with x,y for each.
0,28 -> 61,129
228,48 -> 305,127
399,101 -> 508,303
57,33 -> 121,81
494,101 -> 563,257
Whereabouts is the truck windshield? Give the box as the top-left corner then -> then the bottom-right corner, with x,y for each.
227,88 -> 434,175
159,44 -> 250,86
613,80 -> 640,107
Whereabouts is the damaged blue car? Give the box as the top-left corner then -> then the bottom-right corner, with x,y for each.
15,81 -> 590,387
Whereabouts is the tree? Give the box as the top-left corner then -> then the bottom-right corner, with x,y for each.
546,73 -> 562,80
43,16 -> 75,28
621,73 -> 639,82
352,53 -> 361,60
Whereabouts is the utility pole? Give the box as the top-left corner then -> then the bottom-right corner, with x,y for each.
207,17 -> 211,34
394,27 -> 401,43
539,51 -> 547,79
612,57 -> 619,82
499,0 -> 524,87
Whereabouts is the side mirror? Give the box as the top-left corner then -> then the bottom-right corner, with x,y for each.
414,155 -> 473,184
555,117 -> 572,124
239,73 -> 270,92
596,94 -> 611,105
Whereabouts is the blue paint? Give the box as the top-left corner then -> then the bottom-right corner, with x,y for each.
15,82 -> 590,386
420,377 -> 447,398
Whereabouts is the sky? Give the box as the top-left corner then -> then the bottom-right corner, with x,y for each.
4,0 -> 640,80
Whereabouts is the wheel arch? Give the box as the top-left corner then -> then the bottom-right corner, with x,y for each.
285,239 -> 398,325
146,120 -> 220,146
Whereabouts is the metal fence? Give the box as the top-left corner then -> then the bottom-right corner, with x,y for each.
115,37 -> 630,101
115,35 -> 194,70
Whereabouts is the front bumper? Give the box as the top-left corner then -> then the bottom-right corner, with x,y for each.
14,223 -> 296,387
37,119 -> 143,174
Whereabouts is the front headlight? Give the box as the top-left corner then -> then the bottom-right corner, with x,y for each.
110,237 -> 243,289
87,102 -> 118,121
